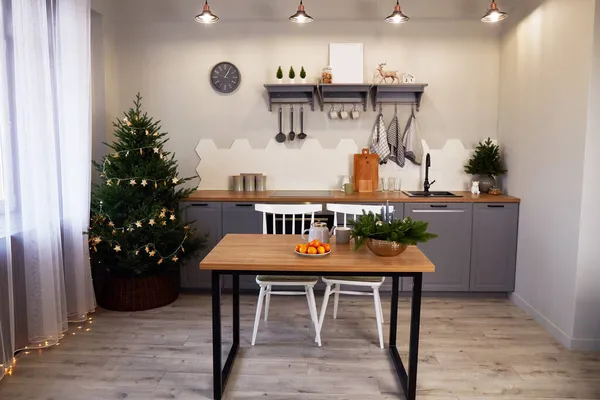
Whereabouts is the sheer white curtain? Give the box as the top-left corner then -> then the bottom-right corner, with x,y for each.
0,0 -> 95,379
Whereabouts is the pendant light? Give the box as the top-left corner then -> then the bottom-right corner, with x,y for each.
481,0 -> 507,23
195,0 -> 219,24
289,0 -> 314,24
385,0 -> 409,24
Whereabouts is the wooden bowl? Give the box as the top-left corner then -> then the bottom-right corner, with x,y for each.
366,239 -> 408,257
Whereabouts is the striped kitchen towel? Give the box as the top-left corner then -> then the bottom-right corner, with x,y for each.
370,111 -> 390,164
387,111 -> 405,168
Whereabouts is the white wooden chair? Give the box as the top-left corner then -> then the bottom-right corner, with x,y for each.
318,203 -> 396,349
252,203 -> 324,346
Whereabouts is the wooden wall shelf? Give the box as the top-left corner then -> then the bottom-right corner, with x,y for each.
316,84 -> 371,112
264,84 -> 317,111
370,84 -> 428,111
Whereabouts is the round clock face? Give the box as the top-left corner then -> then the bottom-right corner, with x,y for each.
210,62 -> 241,94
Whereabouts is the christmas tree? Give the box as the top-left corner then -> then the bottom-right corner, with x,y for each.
89,94 -> 202,278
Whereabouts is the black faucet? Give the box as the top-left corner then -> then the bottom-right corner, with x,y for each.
423,153 -> 436,193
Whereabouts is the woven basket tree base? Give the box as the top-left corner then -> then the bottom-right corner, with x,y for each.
98,272 -> 179,312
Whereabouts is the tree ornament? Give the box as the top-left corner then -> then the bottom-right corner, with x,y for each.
145,246 -> 150,253
139,149 -> 143,155
117,180 -> 121,186
161,221 -> 167,226
170,214 -> 176,221
181,247 -> 185,253
135,250 -> 139,255
114,245 -> 121,252
172,177 -> 179,184
145,130 -> 150,136
141,179 -> 148,187
129,179 -> 136,186
112,153 -> 119,158
154,132 -> 159,136
172,256 -> 179,262
108,221 -> 115,227
157,258 -> 163,265
149,250 -> 156,257
153,147 -> 159,153
159,211 -> 166,219
154,182 -> 158,189
93,237 -> 102,244
184,225 -> 189,230
106,179 -> 112,186
112,230 -> 117,234
149,219 -> 156,226
135,221 -> 142,228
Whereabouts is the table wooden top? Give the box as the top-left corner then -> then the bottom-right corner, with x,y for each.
200,234 -> 435,273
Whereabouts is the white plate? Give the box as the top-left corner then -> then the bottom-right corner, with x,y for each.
294,250 -> 331,257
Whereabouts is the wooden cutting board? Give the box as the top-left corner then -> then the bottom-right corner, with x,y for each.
353,148 -> 379,192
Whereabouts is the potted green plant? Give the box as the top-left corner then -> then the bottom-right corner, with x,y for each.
300,66 -> 307,83
289,66 -> 296,84
276,66 -> 283,84
464,137 -> 507,193
349,211 -> 437,257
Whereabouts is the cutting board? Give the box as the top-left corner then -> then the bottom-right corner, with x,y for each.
353,148 -> 379,192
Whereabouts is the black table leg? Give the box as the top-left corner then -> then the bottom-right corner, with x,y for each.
211,271 -> 222,400
407,273 -> 423,400
211,272 -> 240,400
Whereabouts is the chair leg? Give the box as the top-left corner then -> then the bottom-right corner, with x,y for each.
306,286 -> 322,347
251,286 -> 266,346
333,284 -> 340,319
318,284 -> 333,335
373,288 -> 384,349
264,285 -> 272,322
378,292 -> 384,324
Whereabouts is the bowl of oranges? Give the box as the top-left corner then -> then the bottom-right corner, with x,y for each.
295,240 -> 331,257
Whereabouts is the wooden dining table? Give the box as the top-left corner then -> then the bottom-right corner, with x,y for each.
200,234 -> 435,400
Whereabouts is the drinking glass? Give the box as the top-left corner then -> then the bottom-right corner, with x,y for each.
387,178 -> 396,192
377,178 -> 385,192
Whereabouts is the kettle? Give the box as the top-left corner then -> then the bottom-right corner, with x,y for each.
302,222 -> 334,244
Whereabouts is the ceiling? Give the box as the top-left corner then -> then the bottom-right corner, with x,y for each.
116,0 -> 534,23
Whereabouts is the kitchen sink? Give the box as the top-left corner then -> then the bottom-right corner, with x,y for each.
403,191 -> 462,197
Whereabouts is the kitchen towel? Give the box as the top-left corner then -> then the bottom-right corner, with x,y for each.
403,107 -> 424,165
370,110 -> 390,164
386,108 -> 405,168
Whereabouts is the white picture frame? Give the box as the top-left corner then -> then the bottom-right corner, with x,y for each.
329,43 -> 364,84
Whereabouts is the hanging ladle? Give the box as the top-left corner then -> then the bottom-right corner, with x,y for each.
298,105 -> 307,140
289,106 -> 295,141
275,106 -> 286,143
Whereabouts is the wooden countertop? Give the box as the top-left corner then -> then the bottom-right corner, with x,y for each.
184,190 -> 520,203
200,234 -> 435,273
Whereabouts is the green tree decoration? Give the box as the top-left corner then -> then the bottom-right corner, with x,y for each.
289,66 -> 296,79
300,67 -> 306,79
88,94 -> 203,277
464,138 -> 507,177
276,66 -> 283,80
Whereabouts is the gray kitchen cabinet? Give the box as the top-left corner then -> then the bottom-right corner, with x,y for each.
470,203 -> 519,292
180,202 -> 222,290
222,203 -> 262,290
403,203 -> 473,291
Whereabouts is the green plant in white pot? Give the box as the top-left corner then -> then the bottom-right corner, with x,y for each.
276,66 -> 283,84
289,66 -> 296,84
300,66 -> 307,83
464,138 -> 507,193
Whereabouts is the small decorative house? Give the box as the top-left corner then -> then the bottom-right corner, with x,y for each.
403,73 -> 415,84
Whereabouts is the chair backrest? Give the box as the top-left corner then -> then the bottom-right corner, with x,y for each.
326,203 -> 395,228
255,204 -> 323,235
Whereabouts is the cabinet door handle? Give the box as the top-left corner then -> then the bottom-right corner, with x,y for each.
413,209 -> 464,214
192,203 -> 209,207
429,205 -> 448,208
235,204 -> 254,208
487,205 -> 505,208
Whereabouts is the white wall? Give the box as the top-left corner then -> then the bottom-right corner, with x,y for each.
108,0 -> 502,189
499,0 -> 596,348
573,0 -> 600,350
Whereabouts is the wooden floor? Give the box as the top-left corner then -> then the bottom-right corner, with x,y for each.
0,294 -> 599,400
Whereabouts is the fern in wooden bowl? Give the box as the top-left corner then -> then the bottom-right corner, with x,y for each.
349,211 -> 438,257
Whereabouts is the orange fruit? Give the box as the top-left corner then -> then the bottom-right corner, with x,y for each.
310,239 -> 321,248
317,246 -> 326,254
295,244 -> 302,252
323,243 -> 331,252
307,247 -> 317,255
299,245 -> 308,254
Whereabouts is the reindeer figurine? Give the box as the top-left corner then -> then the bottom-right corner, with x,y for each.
377,62 -> 400,84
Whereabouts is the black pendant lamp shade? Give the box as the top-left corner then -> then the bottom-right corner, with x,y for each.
195,0 -> 219,24
289,1 -> 314,24
481,0 -> 508,23
385,0 -> 409,24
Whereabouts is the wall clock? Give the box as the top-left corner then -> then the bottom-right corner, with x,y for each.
210,62 -> 241,94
